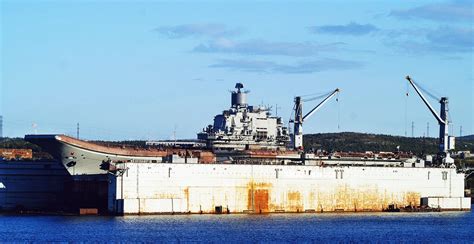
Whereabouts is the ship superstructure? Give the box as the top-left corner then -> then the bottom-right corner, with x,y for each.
198,83 -> 290,150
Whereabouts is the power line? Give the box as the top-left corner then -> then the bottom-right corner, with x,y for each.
411,78 -> 441,101
1,118 -> 164,140
301,90 -> 334,102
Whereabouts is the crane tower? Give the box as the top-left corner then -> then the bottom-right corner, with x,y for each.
405,76 -> 454,163
292,89 -> 340,150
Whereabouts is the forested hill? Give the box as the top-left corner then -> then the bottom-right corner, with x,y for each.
304,132 -> 474,155
1,133 -> 473,156
459,135 -> 474,141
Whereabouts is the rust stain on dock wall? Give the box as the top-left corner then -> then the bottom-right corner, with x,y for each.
247,182 -> 272,213
404,192 -> 421,206
184,187 -> 190,212
254,189 -> 269,213
287,191 -> 302,212
111,164 -> 468,214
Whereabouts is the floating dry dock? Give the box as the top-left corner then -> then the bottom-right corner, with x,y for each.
22,134 -> 471,215
108,163 -> 470,214
22,81 -> 471,215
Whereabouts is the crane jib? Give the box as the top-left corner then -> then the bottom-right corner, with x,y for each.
302,89 -> 340,122
405,76 -> 445,125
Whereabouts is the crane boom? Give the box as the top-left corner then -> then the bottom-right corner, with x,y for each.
405,75 -> 454,158
405,76 -> 445,125
292,88 -> 340,150
303,89 -> 340,121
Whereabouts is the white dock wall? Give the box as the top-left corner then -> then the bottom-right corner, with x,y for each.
108,163 -> 469,214
421,197 -> 471,210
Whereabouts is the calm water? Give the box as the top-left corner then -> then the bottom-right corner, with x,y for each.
1,210 -> 473,243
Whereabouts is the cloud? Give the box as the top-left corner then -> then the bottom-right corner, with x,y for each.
426,27 -> 473,50
155,24 -> 240,38
209,58 -> 363,74
309,22 -> 379,36
388,26 -> 473,54
210,59 -> 276,73
390,0 -> 473,22
193,39 -> 345,56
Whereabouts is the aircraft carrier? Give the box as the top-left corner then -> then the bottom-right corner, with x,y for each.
21,77 -> 471,214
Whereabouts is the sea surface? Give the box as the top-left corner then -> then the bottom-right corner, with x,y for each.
1,209 -> 473,243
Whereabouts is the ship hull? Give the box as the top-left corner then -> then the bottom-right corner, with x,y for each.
25,135 -> 165,175
25,135 -> 406,176
0,160 -> 70,212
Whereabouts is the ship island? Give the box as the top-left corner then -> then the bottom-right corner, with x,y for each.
1,76 -> 471,215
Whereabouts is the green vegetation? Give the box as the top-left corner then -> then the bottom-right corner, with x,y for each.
303,132 -> 474,155
0,137 -> 54,159
0,137 -> 42,151
1,133 -> 473,161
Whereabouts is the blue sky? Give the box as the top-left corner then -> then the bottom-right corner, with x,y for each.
1,0 -> 472,140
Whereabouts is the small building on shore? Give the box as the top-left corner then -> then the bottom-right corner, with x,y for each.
0,149 -> 33,160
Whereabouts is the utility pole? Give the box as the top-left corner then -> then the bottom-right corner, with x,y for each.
411,121 -> 415,137
0,115 -> 3,138
275,104 -> 281,116
76,123 -> 80,139
32,123 -> 38,134
173,124 -> 177,145
426,122 -> 429,138
460,125 -> 463,137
